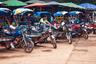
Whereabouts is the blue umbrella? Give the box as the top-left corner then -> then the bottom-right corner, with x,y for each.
61,11 -> 68,15
54,11 -> 68,16
54,12 -> 63,16
0,8 -> 10,11
80,3 -> 96,10
68,11 -> 82,16
34,11 -> 51,17
0,8 -> 11,16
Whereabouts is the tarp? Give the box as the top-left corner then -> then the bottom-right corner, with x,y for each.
4,0 -> 27,6
61,2 -> 85,9
24,3 -> 46,7
80,3 -> 96,10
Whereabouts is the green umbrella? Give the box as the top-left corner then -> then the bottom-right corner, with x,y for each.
4,0 -> 27,6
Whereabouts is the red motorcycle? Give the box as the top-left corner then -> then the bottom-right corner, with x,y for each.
71,23 -> 88,39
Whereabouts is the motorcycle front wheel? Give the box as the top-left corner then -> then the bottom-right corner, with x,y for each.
66,32 -> 72,44
5,44 -> 11,49
50,36 -> 57,49
24,40 -> 34,53
82,31 -> 88,39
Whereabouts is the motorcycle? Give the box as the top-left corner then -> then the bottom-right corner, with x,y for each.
26,23 -> 57,49
71,23 -> 88,39
0,25 -> 34,53
62,22 -> 72,44
51,20 -> 72,44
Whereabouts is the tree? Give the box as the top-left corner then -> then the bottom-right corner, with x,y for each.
0,0 -> 7,2
56,0 -> 96,4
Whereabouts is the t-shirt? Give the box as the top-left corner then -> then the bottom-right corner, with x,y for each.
40,18 -> 49,24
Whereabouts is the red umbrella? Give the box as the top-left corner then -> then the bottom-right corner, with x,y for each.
24,3 -> 46,8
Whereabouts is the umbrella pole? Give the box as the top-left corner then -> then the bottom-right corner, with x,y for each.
93,11 -> 95,22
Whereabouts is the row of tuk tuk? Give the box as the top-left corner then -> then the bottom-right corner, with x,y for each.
0,7 -> 91,53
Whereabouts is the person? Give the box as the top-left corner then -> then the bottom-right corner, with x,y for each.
52,16 -> 64,30
61,16 -> 72,32
9,22 -> 17,30
39,16 -> 52,31
74,17 -> 80,24
27,13 -> 39,25
40,16 -> 50,25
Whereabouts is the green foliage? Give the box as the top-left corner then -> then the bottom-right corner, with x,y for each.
56,0 -> 71,3
0,0 -> 7,2
91,2 -> 96,4
56,0 -> 96,4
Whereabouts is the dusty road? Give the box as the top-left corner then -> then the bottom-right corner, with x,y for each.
0,34 -> 96,64
66,34 -> 96,64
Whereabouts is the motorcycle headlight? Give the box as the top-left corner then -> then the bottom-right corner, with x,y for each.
81,25 -> 84,27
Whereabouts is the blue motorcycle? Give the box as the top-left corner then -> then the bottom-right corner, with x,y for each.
0,25 -> 34,53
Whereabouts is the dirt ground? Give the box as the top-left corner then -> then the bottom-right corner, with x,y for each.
0,34 -> 96,64
66,34 -> 96,64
